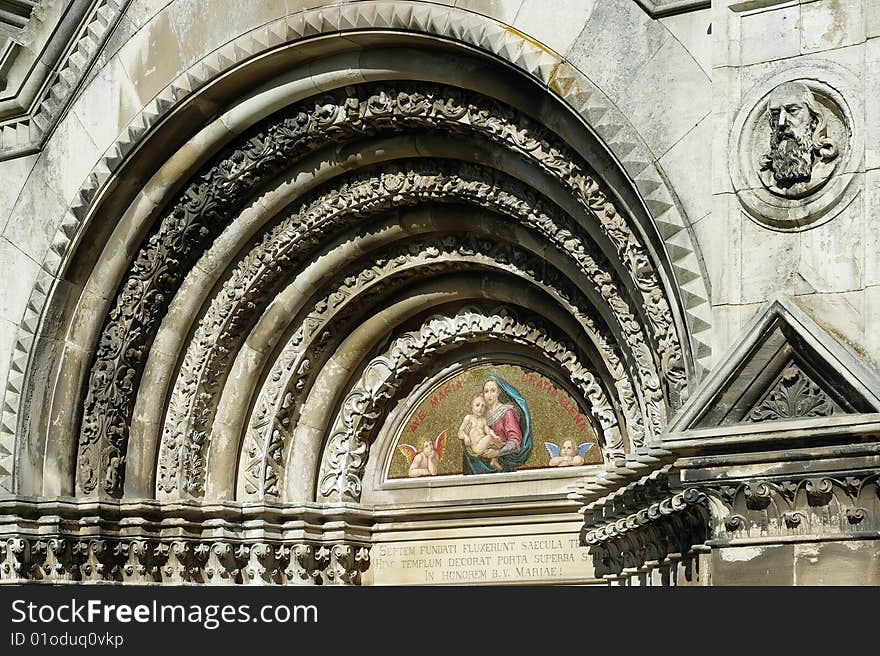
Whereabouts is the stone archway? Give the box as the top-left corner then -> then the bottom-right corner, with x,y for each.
0,3 -> 710,585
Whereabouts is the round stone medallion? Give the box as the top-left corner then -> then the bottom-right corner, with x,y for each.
731,64 -> 861,232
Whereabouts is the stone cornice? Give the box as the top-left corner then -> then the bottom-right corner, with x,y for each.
578,465 -> 676,524
0,494 -> 584,584
0,497 -> 373,540
574,413 -> 880,548
0,497 -> 375,584
566,446 -> 677,505
0,0 -> 129,160
582,488 -> 708,546
0,494 -> 583,536
704,471 -> 880,543
577,414 -> 880,584
633,0 -> 711,18
660,413 -> 880,455
0,536 -> 371,585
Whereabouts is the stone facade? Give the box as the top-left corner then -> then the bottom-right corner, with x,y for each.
0,0 -> 876,586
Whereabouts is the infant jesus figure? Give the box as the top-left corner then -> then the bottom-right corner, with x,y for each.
458,393 -> 503,470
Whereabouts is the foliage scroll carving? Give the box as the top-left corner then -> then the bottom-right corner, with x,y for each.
77,84 -> 685,496
317,308 -> 619,501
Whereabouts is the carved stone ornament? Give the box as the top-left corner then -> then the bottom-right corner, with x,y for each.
317,308 -> 621,502
159,165 -> 667,498
705,473 -> 880,540
76,83 -> 685,497
747,363 -> 835,422
0,537 -> 368,586
232,228 -> 651,502
758,82 -> 839,198
731,64 -> 860,232
581,488 -> 711,579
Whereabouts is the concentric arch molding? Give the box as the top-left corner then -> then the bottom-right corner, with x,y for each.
0,0 -> 711,493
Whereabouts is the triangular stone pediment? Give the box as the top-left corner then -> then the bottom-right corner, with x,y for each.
668,296 -> 880,432
746,362 -> 840,422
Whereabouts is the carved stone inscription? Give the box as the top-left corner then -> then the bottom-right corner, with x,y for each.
364,533 -> 595,585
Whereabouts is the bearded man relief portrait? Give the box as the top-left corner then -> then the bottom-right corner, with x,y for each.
759,81 -> 839,199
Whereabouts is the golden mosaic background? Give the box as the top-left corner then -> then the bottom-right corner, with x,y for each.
387,363 -> 601,478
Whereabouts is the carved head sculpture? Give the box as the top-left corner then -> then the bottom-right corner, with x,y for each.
759,82 -> 838,196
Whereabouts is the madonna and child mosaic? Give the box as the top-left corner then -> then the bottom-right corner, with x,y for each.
389,364 -> 601,479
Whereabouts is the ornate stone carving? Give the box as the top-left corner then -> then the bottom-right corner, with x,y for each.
322,544 -> 371,586
317,308 -> 619,501
2,0 -> 711,501
582,488 -> 710,579
704,474 -> 880,539
0,498 -> 374,586
582,488 -> 709,545
235,235 -> 641,500
77,84 -> 684,496
579,463 -> 880,584
758,82 -> 839,198
287,544 -> 323,585
731,65 -> 859,232
0,536 -> 365,586
747,363 -> 835,422
162,176 -> 654,496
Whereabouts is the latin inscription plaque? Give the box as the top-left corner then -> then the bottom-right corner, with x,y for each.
364,533 -> 597,585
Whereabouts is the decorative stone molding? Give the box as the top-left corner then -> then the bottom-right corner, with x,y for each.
0,498 -> 371,585
318,308 -> 620,502
578,465 -> 676,522
234,228 -> 648,501
566,445 -> 677,505
731,62 -> 862,232
583,488 -> 707,544
705,474 -> 880,541
582,488 -> 710,579
322,544 -> 371,586
2,1 -> 713,494
169,236 -> 630,497
580,471 -> 880,580
747,363 -> 835,422
0,537 -> 369,585
77,83 -> 681,497
152,161 -> 670,498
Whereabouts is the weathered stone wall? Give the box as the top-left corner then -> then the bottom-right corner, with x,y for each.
0,1 -> 876,587
0,1 -> 713,454
710,540 -> 880,586
711,0 -> 879,366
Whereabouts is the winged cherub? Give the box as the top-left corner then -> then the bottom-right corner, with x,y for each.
544,440 -> 594,467
398,430 -> 448,477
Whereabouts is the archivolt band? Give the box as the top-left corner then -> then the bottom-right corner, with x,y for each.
0,7 -> 723,586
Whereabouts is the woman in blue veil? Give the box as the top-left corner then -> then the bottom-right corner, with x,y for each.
463,375 -> 532,474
